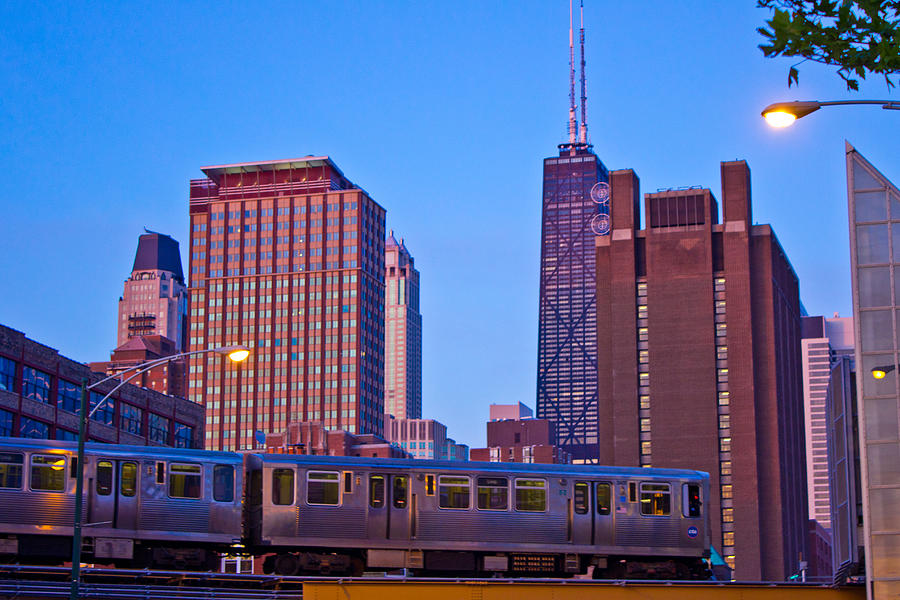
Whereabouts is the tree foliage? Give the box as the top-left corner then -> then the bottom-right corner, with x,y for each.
758,0 -> 900,90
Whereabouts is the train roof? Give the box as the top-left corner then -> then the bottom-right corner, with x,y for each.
0,437 -> 242,463
250,453 -> 709,480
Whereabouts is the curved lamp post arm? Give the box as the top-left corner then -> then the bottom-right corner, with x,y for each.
762,99 -> 900,127
70,344 -> 249,600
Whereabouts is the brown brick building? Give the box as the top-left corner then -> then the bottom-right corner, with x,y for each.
595,161 -> 807,581
470,415 -> 571,464
0,324 -> 204,448
264,420 -> 406,458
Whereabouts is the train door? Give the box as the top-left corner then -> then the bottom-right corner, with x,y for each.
90,459 -> 139,531
571,481 -> 593,546
388,474 -> 409,540
366,473 -> 388,541
592,481 -> 614,545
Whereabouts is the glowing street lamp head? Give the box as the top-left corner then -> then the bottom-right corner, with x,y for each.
763,111 -> 797,128
871,364 -> 896,379
214,345 -> 251,363
761,101 -> 822,127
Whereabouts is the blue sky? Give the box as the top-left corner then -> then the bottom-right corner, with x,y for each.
1,1 -> 897,448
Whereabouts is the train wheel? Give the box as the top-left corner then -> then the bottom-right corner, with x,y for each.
273,553 -> 300,576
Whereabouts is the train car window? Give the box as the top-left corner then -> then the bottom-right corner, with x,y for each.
97,461 -> 113,495
683,483 -> 702,517
369,475 -> 385,508
596,482 -> 611,515
476,477 -> 508,511
30,455 -> 66,492
213,465 -> 234,502
438,476 -> 470,509
168,463 -> 202,499
156,462 -> 165,484
0,453 -> 23,489
121,462 -> 137,497
70,457 -> 78,478
393,476 -> 408,508
425,474 -> 435,496
628,482 -> 637,502
574,482 -> 589,514
307,471 -> 340,505
515,479 -> 546,512
272,469 -> 295,505
639,483 -> 671,516
343,471 -> 353,494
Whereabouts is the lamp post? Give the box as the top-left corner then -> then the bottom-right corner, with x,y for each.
69,344 -> 249,600
761,99 -> 900,127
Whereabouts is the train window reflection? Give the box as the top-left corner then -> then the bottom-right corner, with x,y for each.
596,482 -> 611,515
477,477 -> 508,511
640,483 -> 671,516
369,475 -> 385,508
97,461 -> 113,495
393,476 -> 408,508
438,476 -> 470,509
121,462 -> 137,497
214,465 -> 234,502
31,455 -> 66,492
574,482 -> 589,514
272,469 -> 294,505
307,471 -> 340,505
515,479 -> 546,512
683,483 -> 701,517
0,453 -> 23,489
169,463 -> 202,499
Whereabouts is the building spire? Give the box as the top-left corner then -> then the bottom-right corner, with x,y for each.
578,0 -> 588,145
567,0 -> 577,146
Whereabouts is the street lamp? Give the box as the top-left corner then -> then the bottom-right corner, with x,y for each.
870,364 -> 896,380
762,100 -> 900,127
70,344 -> 249,599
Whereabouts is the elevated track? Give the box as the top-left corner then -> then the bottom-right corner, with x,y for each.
0,565 -> 866,600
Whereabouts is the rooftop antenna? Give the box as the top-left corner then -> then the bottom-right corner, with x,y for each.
567,0 -> 577,146
578,0 -> 588,145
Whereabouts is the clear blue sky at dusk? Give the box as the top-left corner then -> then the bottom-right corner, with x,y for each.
1,1 -> 897,448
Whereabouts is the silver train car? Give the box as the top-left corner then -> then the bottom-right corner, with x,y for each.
247,453 -> 710,578
0,439 -> 710,578
0,438 -> 243,569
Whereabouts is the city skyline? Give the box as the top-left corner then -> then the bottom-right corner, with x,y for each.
2,1 -> 898,449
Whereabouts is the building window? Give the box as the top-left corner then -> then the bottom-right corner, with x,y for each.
722,507 -> 734,522
148,414 -> 170,444
173,422 -> 194,448
723,531 -> 735,547
721,484 -> 733,499
89,392 -> 115,426
120,404 -> 143,436
0,357 -> 16,392
522,446 -> 534,463
20,417 -> 49,439
58,380 -> 80,413
22,367 -> 51,403
0,409 -> 13,437
720,437 -> 732,453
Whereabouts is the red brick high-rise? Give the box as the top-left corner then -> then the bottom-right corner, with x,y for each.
187,157 -> 386,451
595,161 -> 808,581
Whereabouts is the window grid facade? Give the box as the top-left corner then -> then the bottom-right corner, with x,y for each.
536,148 -> 609,463
714,275 -> 734,570
637,280 -> 651,466
188,158 -> 386,451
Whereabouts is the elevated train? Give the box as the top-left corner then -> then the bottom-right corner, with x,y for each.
0,438 -> 710,578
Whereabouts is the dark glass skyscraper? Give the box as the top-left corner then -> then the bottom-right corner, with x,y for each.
536,145 -> 609,463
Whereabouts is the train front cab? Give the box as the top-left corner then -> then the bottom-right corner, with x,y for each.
0,439 -> 243,570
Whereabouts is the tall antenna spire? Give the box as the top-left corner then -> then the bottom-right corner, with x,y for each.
567,0 -> 577,146
578,0 -> 588,144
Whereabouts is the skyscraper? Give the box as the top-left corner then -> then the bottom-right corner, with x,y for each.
384,231 -> 422,420
594,161 -> 808,581
536,2 -> 609,463
800,315 -> 853,531
117,231 -> 189,352
187,157 -> 386,450
846,142 -> 900,599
